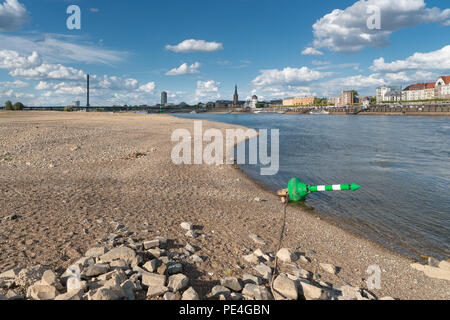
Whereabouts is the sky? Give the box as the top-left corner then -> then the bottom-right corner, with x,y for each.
0,0 -> 449,106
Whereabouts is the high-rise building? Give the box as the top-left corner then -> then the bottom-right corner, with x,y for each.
233,85 -> 239,106
161,91 -> 168,106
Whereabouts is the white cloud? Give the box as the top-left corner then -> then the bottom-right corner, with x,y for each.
166,62 -> 201,76
166,39 -> 223,53
311,0 -> 450,53
196,80 -> 221,100
370,45 -> 450,72
0,34 -> 126,65
0,79 -> 28,88
138,82 -> 156,93
301,47 -> 323,56
252,67 -> 330,87
0,0 -> 28,31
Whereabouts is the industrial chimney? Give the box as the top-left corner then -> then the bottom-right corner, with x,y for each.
87,74 -> 90,107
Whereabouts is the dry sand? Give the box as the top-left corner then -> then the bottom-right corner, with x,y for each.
0,111 -> 448,300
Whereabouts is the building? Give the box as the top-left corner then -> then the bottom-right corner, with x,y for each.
376,86 -> 402,103
435,76 -> 450,98
340,91 -> 355,106
251,95 -> 258,109
233,85 -> 239,107
161,91 -> 168,106
283,97 -> 315,107
73,101 -> 80,107
327,97 -> 339,106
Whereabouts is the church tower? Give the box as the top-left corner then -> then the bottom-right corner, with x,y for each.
233,85 -> 239,106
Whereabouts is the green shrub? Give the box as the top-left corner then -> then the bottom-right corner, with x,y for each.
64,105 -> 74,112
4,100 -> 13,110
12,102 -> 24,110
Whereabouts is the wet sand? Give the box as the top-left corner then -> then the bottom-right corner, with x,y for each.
0,111 -> 448,300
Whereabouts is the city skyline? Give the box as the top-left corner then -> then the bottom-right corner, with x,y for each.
0,0 -> 449,106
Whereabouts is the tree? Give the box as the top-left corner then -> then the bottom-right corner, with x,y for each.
4,100 -> 13,110
64,105 -> 74,112
12,102 -> 24,110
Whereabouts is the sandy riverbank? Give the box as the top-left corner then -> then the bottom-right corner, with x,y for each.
0,111 -> 448,300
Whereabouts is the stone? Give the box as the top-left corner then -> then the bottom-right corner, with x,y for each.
243,253 -> 259,265
273,275 -> 298,300
143,259 -> 161,273
85,264 -> 110,277
380,296 -> 395,300
55,289 -> 84,301
253,263 -> 272,280
143,239 -> 160,250
41,270 -> 63,291
190,254 -> 204,264
242,284 -> 273,300
164,292 -> 181,300
333,285 -> 365,301
185,243 -> 196,254
276,248 -> 297,263
298,255 -> 311,264
185,230 -> 198,238
0,268 -> 22,279
248,233 -> 266,245
182,287 -> 199,300
85,247 -> 107,258
89,287 -> 122,300
147,285 -> 169,298
221,277 -> 243,292
110,260 -> 129,270
75,256 -> 95,268
180,222 -> 193,231
254,249 -> 272,262
298,280 -> 330,300
411,263 -> 450,281
242,274 -> 262,285
16,265 -> 47,287
438,260 -> 450,271
100,246 -> 137,266
291,267 -> 312,279
428,257 -> 440,267
168,274 -> 189,292
167,262 -> 183,275
230,293 -> 243,301
142,273 -> 166,287
27,284 -> 59,300
148,248 -> 163,259
120,280 -> 138,300
211,285 -> 231,298
319,263 -> 338,275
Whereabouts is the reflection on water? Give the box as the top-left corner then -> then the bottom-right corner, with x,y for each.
176,114 -> 450,260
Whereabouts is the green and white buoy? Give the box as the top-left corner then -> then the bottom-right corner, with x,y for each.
278,178 -> 361,202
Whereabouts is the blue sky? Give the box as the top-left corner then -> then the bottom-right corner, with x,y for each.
0,0 -> 449,106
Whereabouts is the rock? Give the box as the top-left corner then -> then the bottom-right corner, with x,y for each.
242,284 -> 273,300
221,277 -> 243,292
168,274 -> 189,292
180,222 -> 193,231
147,285 -> 169,298
100,246 -> 137,266
41,270 -> 63,291
379,296 -> 395,300
290,267 -> 312,279
167,262 -> 183,275
5,289 -> 24,300
190,254 -> 204,264
182,287 -> 199,300
143,239 -> 160,250
55,289 -> 84,301
185,230 -> 198,238
242,274 -> 262,285
85,264 -> 110,277
298,255 -> 311,264
103,270 -> 128,291
164,292 -> 181,300
253,263 -> 272,280
411,263 -> 450,281
276,248 -> 297,263
298,280 -> 330,300
0,268 -> 22,279
121,279 -> 140,300
89,287 -> 122,300
75,256 -> 95,268
85,247 -> 107,258
438,260 -> 450,271
110,260 -> 129,270
211,285 -> 231,298
243,253 -> 259,265
185,243 -> 197,254
148,248 -> 163,259
333,285 -> 366,300
248,233 -> 266,245
254,249 -> 271,262
16,265 -> 47,287
273,275 -> 298,300
428,257 -> 440,267
319,263 -> 338,275
143,259 -> 161,273
0,294 -> 6,300
142,273 -> 166,287
27,284 -> 59,300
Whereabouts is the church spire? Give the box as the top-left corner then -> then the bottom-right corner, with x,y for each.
233,85 -> 239,106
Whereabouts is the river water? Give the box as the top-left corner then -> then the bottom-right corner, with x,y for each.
176,114 -> 450,261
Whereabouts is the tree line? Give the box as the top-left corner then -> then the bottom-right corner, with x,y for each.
3,100 -> 25,111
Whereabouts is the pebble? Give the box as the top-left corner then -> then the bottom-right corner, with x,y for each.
319,263 -> 338,275
221,277 -> 243,292
248,233 -> 266,245
273,275 -> 298,300
253,263 -> 272,280
276,248 -> 297,263
182,287 -> 199,300
180,222 -> 193,231
168,274 -> 189,292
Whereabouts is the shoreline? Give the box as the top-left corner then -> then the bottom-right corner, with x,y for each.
0,111 -> 448,300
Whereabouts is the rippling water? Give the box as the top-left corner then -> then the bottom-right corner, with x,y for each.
176,114 -> 450,260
